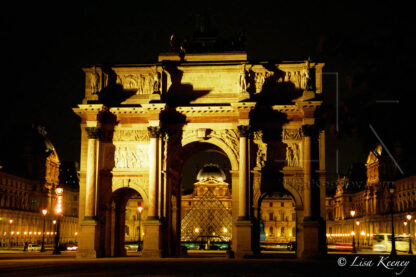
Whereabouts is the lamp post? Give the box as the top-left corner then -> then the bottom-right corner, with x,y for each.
356,221 -> 360,250
52,220 -> 56,246
406,214 -> 413,254
40,209 -> 48,252
388,182 -> 397,256
137,205 -> 143,252
350,209 -> 356,253
9,219 -> 13,248
53,186 -> 63,255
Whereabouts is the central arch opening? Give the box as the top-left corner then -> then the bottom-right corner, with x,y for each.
110,187 -> 146,256
175,142 -> 233,255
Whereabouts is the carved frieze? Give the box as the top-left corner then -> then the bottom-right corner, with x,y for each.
252,66 -> 313,93
254,71 -> 273,93
282,128 -> 303,141
286,142 -> 301,167
113,130 -> 149,142
114,144 -> 149,169
116,73 -> 158,94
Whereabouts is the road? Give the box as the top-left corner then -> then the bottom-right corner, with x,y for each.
0,251 -> 415,276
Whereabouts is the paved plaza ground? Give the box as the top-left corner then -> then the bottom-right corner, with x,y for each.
0,251 -> 415,277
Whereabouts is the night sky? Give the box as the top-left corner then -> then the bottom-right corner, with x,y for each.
1,1 -> 414,188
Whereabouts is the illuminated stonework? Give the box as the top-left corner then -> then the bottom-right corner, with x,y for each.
74,52 -> 326,258
326,145 -> 416,241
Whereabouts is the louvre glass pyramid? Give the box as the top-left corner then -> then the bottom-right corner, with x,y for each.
181,189 -> 232,242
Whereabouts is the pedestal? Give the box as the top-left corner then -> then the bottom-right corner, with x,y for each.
300,220 -> 321,258
76,218 -> 99,259
142,219 -> 163,258
234,220 -> 253,258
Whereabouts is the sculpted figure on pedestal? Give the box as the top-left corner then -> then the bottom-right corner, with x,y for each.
90,66 -> 100,94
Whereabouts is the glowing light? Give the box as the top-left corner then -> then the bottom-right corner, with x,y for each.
356,221 -> 360,226
407,214 -> 412,221
360,231 -> 365,236
9,219 -> 13,224
53,220 -> 57,224
194,228 -> 199,233
223,227 -> 228,233
24,232 -> 27,235
29,232 -> 32,235
75,232 -> 78,236
42,209 -> 48,216
16,232 -> 20,235
350,210 -> 356,217
11,232 -> 14,235
404,221 -> 408,226
137,206 -> 143,213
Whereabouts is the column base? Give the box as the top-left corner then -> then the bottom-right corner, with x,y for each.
142,219 -> 163,258
233,220 -> 253,258
300,220 -> 321,258
76,218 -> 99,259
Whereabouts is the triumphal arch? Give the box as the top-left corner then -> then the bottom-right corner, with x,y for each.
73,52 -> 327,258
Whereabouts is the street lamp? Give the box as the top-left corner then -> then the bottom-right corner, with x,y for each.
356,221 -> 360,250
53,186 -> 63,255
350,209 -> 356,253
137,205 -> 143,252
406,214 -> 413,254
9,219 -> 13,248
41,209 -> 48,252
388,182 -> 397,256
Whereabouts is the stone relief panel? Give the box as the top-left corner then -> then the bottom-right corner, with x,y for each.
254,71 -> 273,93
114,144 -> 149,169
113,130 -> 149,142
285,142 -> 301,168
282,128 -> 303,141
115,73 -> 157,94
252,65 -> 312,93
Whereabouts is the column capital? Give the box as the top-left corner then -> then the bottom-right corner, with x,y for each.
147,126 -> 161,138
237,125 -> 251,137
85,127 -> 101,139
302,125 -> 314,137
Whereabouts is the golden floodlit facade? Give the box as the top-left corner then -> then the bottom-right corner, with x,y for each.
0,127 -> 79,247
74,52 -> 326,258
326,145 -> 416,244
